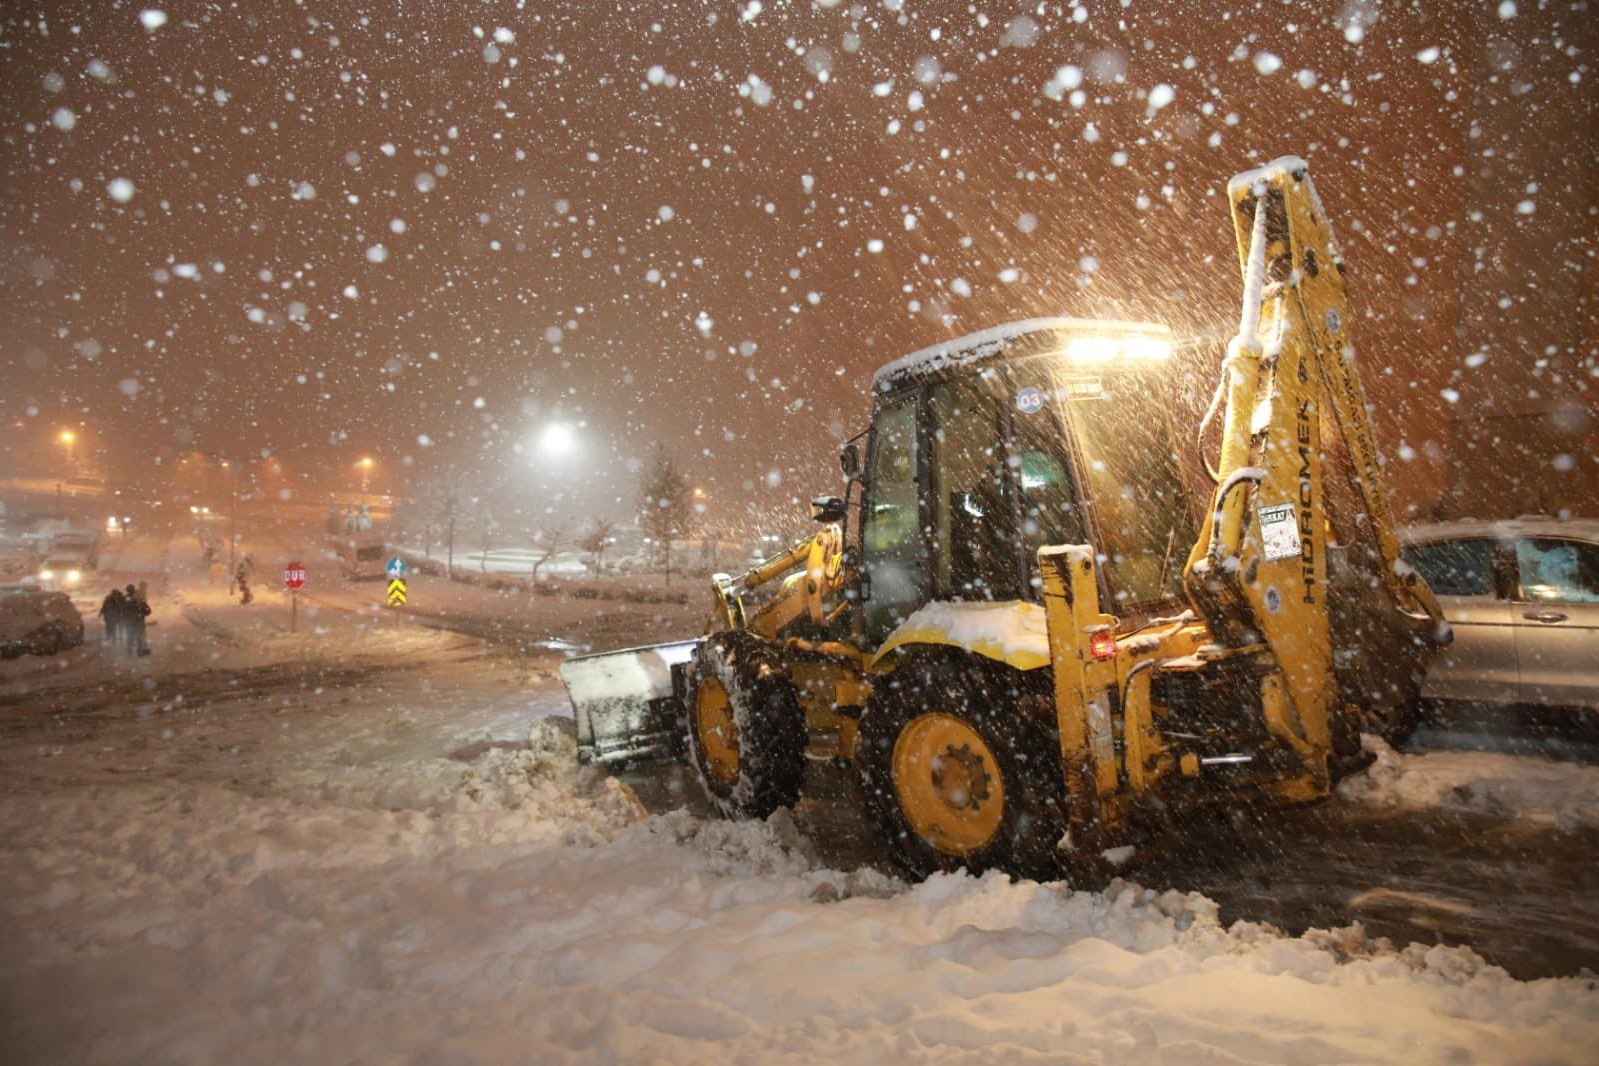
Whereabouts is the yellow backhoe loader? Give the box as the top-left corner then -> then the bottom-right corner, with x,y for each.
560,156 -> 1450,877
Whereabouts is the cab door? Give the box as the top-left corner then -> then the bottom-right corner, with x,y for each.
1403,538 -> 1518,702
860,394 -> 926,645
1511,537 -> 1599,708
926,378 -> 1021,602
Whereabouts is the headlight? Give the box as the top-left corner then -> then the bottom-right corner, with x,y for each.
1125,335 -> 1173,360
67,570 -> 81,583
39,570 -> 53,580
1065,335 -> 1121,363
1064,333 -> 1173,362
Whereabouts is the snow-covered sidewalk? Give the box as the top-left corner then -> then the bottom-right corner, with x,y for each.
3,713 -> 1597,1063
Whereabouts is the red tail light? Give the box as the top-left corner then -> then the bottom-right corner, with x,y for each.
1089,630 -> 1118,661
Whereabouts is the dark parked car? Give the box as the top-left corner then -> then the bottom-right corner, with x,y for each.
1400,518 -> 1599,713
0,588 -> 85,659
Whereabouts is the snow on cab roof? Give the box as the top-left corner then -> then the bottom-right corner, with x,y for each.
872,317 -> 1170,390
1401,516 -> 1599,545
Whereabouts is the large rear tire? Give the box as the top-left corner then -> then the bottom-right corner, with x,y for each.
684,631 -> 806,820
856,653 -> 1068,880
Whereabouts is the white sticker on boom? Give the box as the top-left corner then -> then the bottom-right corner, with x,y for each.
1258,503 -> 1301,561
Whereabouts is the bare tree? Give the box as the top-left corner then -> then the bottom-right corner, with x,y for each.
419,465 -> 464,578
637,447 -> 696,586
529,523 -> 572,581
578,516 -> 617,576
477,500 -> 498,574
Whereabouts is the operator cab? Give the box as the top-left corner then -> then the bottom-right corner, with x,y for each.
849,319 -> 1196,646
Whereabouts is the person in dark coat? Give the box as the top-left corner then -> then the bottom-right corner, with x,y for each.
98,588 -> 126,645
235,559 -> 253,605
124,584 -> 151,657
132,581 -> 152,656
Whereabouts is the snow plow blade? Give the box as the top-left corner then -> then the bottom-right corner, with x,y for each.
559,640 -> 698,767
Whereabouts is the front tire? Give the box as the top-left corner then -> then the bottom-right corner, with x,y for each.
856,653 -> 1067,880
684,631 -> 806,820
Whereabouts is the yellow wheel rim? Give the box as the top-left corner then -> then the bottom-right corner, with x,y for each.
695,677 -> 740,785
891,713 -> 1005,856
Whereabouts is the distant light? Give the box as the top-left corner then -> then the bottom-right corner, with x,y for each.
107,516 -> 120,530
189,506 -> 199,514
59,430 -> 75,444
359,456 -> 375,469
538,423 -> 577,457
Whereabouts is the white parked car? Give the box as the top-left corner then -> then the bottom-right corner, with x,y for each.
1400,518 -> 1599,712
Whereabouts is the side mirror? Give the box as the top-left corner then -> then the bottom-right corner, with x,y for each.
810,495 -> 847,523
839,443 -> 861,480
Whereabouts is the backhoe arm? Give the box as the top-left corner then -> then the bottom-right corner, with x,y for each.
1184,157 -> 1448,761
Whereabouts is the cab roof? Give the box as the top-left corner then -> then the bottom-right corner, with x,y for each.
872,317 -> 1172,392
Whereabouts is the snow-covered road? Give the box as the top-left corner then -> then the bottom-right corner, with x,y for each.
2,525 -> 1597,1062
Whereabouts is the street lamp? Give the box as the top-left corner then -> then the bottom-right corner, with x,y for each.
358,456 -> 375,507
218,458 -> 239,573
57,430 -> 77,489
536,423 -> 576,458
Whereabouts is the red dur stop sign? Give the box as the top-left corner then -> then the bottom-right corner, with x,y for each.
283,562 -> 307,590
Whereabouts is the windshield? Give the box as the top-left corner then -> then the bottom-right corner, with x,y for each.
1008,356 -> 1194,608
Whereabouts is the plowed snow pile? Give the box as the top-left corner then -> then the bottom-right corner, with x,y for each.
2,724 -> 1596,1064
1340,735 -> 1599,830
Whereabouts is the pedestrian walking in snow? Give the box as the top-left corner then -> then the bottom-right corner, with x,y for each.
98,587 -> 126,645
123,584 -> 150,657
235,559 -> 253,605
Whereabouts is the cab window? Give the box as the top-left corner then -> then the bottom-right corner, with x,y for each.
1009,359 -> 1191,607
928,379 -> 1019,601
862,397 -> 923,641
1009,399 -> 1088,598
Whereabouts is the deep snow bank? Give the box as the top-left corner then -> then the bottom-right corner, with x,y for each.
2,723 -> 1597,1064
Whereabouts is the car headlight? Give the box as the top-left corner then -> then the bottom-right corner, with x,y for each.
40,570 -> 54,580
67,570 -> 81,583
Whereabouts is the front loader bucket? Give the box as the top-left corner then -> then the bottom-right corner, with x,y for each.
558,640 -> 698,767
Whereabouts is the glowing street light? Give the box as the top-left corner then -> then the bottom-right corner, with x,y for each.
537,422 -> 576,458
357,456 -> 375,506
